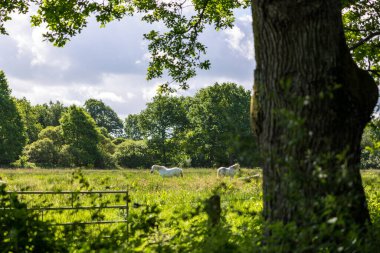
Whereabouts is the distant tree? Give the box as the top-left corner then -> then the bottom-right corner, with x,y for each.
34,101 -> 66,128
124,114 -> 143,140
114,139 -> 153,168
57,144 -> 75,167
34,105 -> 50,127
24,138 -> 59,166
361,117 -> 380,169
60,105 -> 101,167
0,71 -> 26,165
14,97 -> 43,143
48,101 -> 67,125
22,112 -> 116,168
24,125 -> 67,167
97,129 -> 117,168
38,126 -> 64,147
187,83 -> 258,167
139,94 -> 189,165
84,99 -> 123,137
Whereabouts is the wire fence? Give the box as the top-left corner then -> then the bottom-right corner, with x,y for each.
4,190 -> 130,226
3,188 -> 259,228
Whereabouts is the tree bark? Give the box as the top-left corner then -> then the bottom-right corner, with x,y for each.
250,0 -> 378,227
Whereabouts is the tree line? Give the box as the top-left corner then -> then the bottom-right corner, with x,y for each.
0,70 -> 259,169
2,68 -> 379,169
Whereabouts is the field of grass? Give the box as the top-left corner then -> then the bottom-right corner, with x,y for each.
0,168 -> 379,252
0,168 -> 262,221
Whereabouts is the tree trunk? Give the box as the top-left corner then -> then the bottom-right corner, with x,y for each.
250,0 -> 378,227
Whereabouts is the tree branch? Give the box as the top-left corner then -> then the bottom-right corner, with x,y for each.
368,69 -> 380,77
349,31 -> 380,51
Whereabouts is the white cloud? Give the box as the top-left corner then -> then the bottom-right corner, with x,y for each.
77,87 -> 127,103
6,13 -> 71,70
238,14 -> 252,24
224,26 -> 245,50
7,73 -> 164,116
223,26 -> 254,60
142,84 -> 160,101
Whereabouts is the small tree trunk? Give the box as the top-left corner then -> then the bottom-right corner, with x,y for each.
251,0 -> 378,227
161,130 -> 167,164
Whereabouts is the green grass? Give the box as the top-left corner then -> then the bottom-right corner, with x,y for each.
0,168 -> 379,222
0,168 -> 379,252
0,168 -> 262,224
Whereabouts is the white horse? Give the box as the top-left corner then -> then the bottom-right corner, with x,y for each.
150,165 -> 183,178
217,163 -> 240,178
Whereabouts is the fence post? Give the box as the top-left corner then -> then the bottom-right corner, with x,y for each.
71,192 -> 74,242
126,187 -> 129,239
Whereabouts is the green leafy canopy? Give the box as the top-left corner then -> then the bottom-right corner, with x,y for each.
343,0 -> 380,82
1,0 -> 250,88
1,1 -> 379,85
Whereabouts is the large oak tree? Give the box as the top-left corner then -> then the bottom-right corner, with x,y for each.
1,0 -> 379,239
250,0 -> 378,228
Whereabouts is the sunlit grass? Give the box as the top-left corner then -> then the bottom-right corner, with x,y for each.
1,168 -> 379,251
0,168 -> 379,229
0,168 -> 261,226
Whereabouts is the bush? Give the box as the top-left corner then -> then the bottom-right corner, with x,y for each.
96,148 -> 116,169
361,148 -> 380,169
10,155 -> 36,168
0,185 -> 66,252
24,138 -> 59,167
361,118 -> 380,169
57,144 -> 75,167
38,126 -> 64,146
114,140 -> 153,168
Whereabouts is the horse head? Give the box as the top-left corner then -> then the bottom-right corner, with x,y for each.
232,163 -> 240,171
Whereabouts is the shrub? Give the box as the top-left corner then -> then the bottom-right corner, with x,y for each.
24,138 -> 59,166
38,126 -> 64,146
0,185 -> 65,252
361,148 -> 380,169
57,144 -> 75,167
114,140 -> 153,168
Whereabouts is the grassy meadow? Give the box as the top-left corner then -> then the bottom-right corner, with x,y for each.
0,169 -> 262,220
0,168 -> 262,223
0,168 -> 379,252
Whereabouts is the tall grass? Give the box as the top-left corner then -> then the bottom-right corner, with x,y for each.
0,168 -> 379,252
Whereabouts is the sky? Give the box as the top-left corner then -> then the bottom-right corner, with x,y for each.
0,8 -> 255,119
